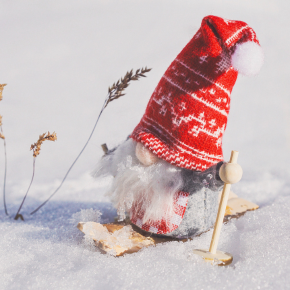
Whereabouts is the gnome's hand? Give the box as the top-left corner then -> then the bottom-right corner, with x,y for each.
136,142 -> 159,166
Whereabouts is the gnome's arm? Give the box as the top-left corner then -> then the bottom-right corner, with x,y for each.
135,142 -> 159,166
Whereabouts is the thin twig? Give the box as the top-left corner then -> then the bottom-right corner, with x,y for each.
30,67 -> 152,215
1,125 -> 8,215
14,132 -> 57,220
14,158 -> 36,220
0,84 -> 8,216
30,98 -> 108,215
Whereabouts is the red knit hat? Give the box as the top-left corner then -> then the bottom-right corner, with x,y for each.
131,15 -> 263,171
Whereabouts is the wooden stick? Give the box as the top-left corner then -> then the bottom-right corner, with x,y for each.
209,151 -> 239,254
101,143 -> 109,154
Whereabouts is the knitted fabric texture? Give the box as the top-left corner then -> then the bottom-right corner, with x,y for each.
131,15 -> 260,171
130,191 -> 189,234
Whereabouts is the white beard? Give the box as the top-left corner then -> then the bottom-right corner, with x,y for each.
93,139 -> 184,223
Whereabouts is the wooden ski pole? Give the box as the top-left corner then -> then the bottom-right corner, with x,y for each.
193,150 -> 243,265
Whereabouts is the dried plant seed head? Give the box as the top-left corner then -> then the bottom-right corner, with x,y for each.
30,131 -> 57,157
105,67 -> 152,108
0,132 -> 5,139
47,131 -> 57,141
0,115 -> 2,126
0,84 -> 7,101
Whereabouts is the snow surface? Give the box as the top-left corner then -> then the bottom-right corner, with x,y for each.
1,0 -> 290,289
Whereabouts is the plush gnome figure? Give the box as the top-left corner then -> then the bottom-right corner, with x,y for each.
95,15 -> 263,239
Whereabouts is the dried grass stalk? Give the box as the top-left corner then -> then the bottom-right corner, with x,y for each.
106,67 -> 151,108
15,131 -> 57,220
30,67 -> 152,215
0,116 -> 4,139
30,131 -> 57,157
0,84 -> 8,215
0,84 -> 7,101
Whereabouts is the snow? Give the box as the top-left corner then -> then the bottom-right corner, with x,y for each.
0,0 -> 290,289
2,173 -> 290,289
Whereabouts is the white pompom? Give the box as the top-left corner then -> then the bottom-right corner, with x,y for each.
231,41 -> 264,76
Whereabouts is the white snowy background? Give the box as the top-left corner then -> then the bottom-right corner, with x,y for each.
0,0 -> 289,289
